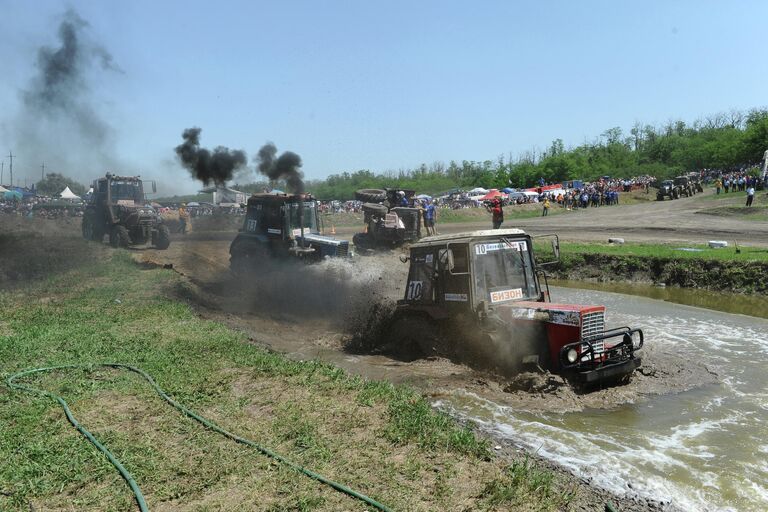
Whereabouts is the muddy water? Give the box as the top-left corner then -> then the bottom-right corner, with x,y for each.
553,279 -> 768,319
438,287 -> 768,512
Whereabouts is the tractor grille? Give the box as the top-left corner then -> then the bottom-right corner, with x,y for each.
581,311 -> 605,355
336,241 -> 349,257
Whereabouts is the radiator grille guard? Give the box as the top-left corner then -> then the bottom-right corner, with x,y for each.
561,326 -> 644,373
580,311 -> 605,357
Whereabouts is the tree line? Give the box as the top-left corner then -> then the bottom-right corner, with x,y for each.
36,108 -> 768,202
296,108 -> 768,200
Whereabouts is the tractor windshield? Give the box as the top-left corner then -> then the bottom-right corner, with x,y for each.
472,239 -> 538,304
110,180 -> 144,204
287,202 -> 319,234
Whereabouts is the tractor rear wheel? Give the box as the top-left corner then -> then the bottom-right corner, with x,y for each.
362,202 -> 388,216
229,239 -> 268,275
154,225 -> 171,250
109,225 -> 131,248
388,312 -> 445,358
82,217 -> 104,241
355,188 -> 386,203
82,218 -> 93,241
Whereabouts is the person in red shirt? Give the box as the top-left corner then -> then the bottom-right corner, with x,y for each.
487,198 -> 504,229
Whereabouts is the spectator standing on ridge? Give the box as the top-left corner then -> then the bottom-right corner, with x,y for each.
178,203 -> 189,234
746,186 -> 755,207
487,198 -> 504,229
424,199 -> 437,236
542,197 -> 550,216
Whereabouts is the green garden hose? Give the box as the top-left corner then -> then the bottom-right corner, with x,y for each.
6,363 -> 391,512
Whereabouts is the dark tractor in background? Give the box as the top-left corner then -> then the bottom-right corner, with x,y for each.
82,173 -> 170,249
655,179 -> 681,200
387,229 -> 644,385
674,176 -> 696,197
684,173 -> 705,194
229,192 -> 350,272
352,188 -> 421,251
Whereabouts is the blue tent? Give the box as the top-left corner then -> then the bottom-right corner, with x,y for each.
4,190 -> 23,200
501,187 -> 516,194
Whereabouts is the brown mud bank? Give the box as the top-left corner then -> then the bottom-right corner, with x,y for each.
552,253 -> 768,294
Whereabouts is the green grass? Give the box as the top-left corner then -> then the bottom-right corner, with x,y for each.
553,241 -> 768,262
0,250 -> 573,511
480,456 -> 574,509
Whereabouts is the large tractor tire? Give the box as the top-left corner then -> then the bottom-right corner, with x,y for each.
387,312 -> 444,360
352,232 -> 374,252
672,190 -> 680,200
362,202 -> 388,216
82,216 -> 104,241
656,194 -> 664,201
355,188 -> 386,203
229,238 -> 269,275
109,225 -> 131,248
153,225 -> 171,250
696,183 -> 704,193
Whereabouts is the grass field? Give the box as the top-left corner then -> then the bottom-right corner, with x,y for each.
0,251 -> 575,511
549,241 -> 768,262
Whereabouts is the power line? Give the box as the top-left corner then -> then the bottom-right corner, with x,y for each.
8,151 -> 14,188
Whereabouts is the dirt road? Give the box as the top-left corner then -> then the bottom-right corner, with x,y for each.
332,189 -> 768,246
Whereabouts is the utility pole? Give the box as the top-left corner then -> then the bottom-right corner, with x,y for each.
8,151 -> 14,189
1,161 -> 4,186
41,162 -> 46,181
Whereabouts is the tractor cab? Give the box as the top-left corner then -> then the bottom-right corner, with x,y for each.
82,173 -> 168,249
230,193 -> 350,269
401,229 -> 547,310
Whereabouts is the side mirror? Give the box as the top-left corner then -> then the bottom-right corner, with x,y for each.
152,181 -> 157,193
399,255 -> 410,263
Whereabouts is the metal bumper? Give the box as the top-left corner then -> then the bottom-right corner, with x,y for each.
559,327 -> 644,382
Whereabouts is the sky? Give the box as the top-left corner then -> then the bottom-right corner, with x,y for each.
0,0 -> 766,194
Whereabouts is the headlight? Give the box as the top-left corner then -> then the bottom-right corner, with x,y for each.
566,348 -> 578,364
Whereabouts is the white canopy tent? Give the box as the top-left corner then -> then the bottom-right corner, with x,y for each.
468,187 -> 489,194
0,185 -> 8,193
59,186 -> 80,199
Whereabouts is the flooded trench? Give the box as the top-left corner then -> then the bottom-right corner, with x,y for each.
440,286 -> 768,512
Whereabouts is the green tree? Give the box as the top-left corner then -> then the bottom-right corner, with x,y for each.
36,173 -> 87,197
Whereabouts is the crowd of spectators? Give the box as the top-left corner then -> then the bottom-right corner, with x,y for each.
0,194 -> 84,218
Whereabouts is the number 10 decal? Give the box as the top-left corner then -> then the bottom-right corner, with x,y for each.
406,280 -> 423,301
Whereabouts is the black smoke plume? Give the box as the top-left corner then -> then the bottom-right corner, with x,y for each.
12,9 -> 123,181
256,143 -> 305,193
175,128 -> 247,186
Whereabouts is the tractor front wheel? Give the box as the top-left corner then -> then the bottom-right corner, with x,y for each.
109,225 -> 131,248
153,225 -> 171,250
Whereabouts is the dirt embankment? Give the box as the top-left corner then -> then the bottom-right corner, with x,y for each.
552,253 -> 768,294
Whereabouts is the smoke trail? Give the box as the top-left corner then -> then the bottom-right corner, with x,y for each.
256,143 -> 305,193
175,127 -> 247,186
11,9 -> 124,183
